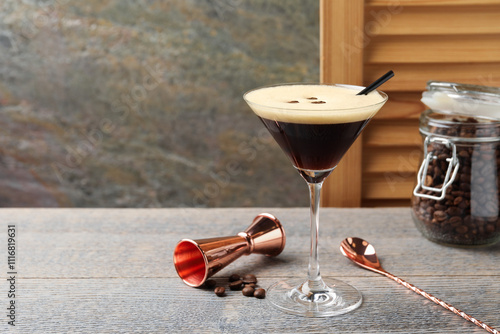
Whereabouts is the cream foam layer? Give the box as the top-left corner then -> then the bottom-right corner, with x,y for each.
244,84 -> 387,124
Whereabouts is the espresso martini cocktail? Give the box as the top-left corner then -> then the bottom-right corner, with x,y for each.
244,83 -> 388,317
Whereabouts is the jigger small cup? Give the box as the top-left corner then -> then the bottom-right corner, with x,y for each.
173,213 -> 286,287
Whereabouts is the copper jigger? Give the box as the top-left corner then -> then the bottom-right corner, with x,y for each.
173,213 -> 286,287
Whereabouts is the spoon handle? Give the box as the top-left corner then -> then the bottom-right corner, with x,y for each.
383,271 -> 498,334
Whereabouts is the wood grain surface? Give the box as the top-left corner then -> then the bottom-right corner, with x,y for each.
0,208 -> 499,333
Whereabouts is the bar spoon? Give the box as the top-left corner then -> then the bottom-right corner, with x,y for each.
340,237 -> 498,334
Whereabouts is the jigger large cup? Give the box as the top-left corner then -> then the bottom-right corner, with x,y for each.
173,213 -> 286,287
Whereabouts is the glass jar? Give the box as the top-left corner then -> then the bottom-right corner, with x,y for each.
412,82 -> 500,247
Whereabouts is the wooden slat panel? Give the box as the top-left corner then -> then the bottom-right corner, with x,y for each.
362,198 -> 411,207
362,173 -> 415,199
322,0 -> 500,207
365,63 -> 500,92
320,0 -> 365,84
367,0 -> 500,6
365,5 -> 500,36
366,35 -> 500,64
363,120 -> 421,147
320,0 -> 365,207
364,146 -> 421,174
374,92 -> 424,120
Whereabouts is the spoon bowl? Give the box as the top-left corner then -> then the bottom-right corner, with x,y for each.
340,237 -> 384,274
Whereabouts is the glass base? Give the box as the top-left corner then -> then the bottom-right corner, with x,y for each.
267,278 -> 362,317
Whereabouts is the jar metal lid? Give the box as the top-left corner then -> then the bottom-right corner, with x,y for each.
421,81 -> 500,120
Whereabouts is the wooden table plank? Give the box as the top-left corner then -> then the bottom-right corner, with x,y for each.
7,277 -> 499,333
0,208 -> 499,333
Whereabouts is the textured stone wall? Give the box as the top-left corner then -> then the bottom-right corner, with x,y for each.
0,0 -> 319,207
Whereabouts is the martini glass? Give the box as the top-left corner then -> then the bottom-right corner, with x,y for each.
244,83 -> 388,317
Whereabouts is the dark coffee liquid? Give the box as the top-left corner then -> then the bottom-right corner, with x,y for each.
259,117 -> 370,171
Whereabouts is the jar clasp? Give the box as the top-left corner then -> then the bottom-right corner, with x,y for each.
413,136 -> 460,201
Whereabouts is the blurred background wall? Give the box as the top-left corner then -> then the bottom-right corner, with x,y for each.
0,0 -> 319,207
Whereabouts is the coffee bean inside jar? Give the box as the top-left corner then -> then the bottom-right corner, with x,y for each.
412,109 -> 500,246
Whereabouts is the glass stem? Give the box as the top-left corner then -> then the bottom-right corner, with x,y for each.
307,180 -> 325,290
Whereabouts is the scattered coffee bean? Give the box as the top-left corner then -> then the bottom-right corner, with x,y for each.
228,273 -> 240,282
214,287 -> 225,297
228,280 -> 244,291
306,97 -> 317,100
254,288 -> 266,299
242,274 -> 257,285
242,286 -> 255,297
209,274 -> 265,299
204,279 -> 217,289
288,100 -> 299,104
311,101 -> 326,104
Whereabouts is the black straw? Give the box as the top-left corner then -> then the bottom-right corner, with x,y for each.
356,70 -> 394,95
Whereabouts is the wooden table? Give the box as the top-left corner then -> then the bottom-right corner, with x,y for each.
1,208 -> 499,333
